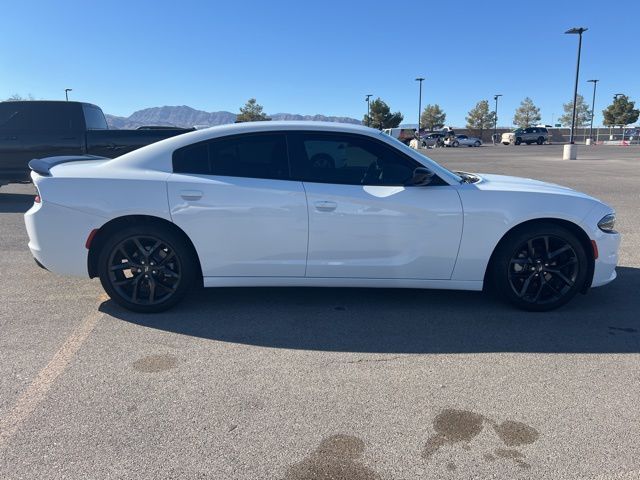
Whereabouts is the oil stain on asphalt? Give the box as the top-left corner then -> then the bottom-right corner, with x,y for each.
422,409 -> 539,470
132,354 -> 178,373
284,434 -> 380,480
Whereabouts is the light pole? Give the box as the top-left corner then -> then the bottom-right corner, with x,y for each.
614,93 -> 624,141
64,88 -> 72,101
493,94 -> 502,144
415,77 -> 425,135
365,94 -> 373,127
587,79 -> 599,142
565,27 -> 587,144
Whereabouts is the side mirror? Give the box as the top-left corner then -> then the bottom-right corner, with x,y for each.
408,167 -> 435,186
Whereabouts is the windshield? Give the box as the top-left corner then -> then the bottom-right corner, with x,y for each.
380,132 -> 462,182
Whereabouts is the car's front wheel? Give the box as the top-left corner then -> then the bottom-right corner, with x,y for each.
490,223 -> 588,311
537,136 -> 544,145
515,138 -> 522,145
98,224 -> 197,312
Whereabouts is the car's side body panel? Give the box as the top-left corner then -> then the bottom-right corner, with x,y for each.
167,173 -> 308,277
303,182 -> 463,279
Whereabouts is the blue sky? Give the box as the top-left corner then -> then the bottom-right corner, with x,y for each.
1,0 -> 638,127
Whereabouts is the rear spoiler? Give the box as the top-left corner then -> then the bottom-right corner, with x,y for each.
28,155 -> 107,177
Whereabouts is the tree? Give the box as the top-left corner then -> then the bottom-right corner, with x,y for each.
465,100 -> 496,139
363,98 -> 403,129
236,98 -> 270,122
5,93 -> 34,101
602,95 -> 639,127
558,94 -> 591,127
420,104 -> 446,131
513,97 -> 541,128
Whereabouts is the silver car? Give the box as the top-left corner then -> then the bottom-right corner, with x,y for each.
454,134 -> 482,147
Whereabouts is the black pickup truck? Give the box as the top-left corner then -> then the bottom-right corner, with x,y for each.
0,101 -> 192,185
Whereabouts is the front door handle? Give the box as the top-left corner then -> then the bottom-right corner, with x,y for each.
180,190 -> 203,201
314,200 -> 337,212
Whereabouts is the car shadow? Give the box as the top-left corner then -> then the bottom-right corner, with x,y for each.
0,192 -> 35,213
100,266 -> 640,354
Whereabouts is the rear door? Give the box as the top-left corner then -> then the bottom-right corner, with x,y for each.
167,132 -> 308,277
288,131 -> 463,279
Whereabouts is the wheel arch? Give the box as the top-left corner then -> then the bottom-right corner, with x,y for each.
483,217 -> 595,293
87,214 -> 203,284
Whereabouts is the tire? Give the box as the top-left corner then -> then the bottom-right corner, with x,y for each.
502,142 -> 509,146
98,224 -> 198,312
536,137 -> 544,145
474,141 -> 481,147
452,141 -> 459,147
489,223 -> 588,311
515,138 -> 522,145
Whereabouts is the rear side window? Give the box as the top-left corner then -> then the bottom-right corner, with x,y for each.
172,133 -> 289,180
29,102 -> 79,132
83,104 -> 108,129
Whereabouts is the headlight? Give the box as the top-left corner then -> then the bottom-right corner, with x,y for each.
598,213 -> 616,233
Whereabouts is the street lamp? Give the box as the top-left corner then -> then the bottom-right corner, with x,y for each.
64,88 -> 72,101
365,94 -> 373,127
493,94 -> 502,144
415,77 -> 425,134
586,79 -> 599,142
565,27 -> 587,145
614,93 -> 625,141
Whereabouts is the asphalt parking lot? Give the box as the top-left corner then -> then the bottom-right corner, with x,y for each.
1,144 -> 639,479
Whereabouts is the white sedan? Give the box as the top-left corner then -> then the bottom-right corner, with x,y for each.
455,134 -> 483,147
24,122 -> 619,312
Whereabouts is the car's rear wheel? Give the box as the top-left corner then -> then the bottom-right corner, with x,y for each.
515,138 -> 522,145
474,141 -> 481,147
490,223 -> 588,311
536,136 -> 544,145
98,224 -> 197,312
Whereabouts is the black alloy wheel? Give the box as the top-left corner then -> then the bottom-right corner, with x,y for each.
98,225 -> 196,312
508,235 -> 579,305
491,224 -> 588,311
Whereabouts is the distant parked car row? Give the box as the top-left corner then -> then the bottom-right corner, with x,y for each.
419,133 -> 482,148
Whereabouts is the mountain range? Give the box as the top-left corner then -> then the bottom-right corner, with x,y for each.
105,105 -> 361,129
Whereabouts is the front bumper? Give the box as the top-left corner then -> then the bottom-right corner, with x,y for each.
591,230 -> 621,288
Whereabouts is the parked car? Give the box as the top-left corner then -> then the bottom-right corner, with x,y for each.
501,127 -> 549,145
25,122 -> 619,313
455,135 -> 482,147
382,127 -> 416,145
0,101 -> 192,186
420,132 -> 446,148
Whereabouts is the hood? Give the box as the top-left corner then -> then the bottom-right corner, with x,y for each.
474,173 -> 599,201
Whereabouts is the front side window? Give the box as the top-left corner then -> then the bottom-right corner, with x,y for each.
0,103 -> 27,131
289,132 -> 418,186
29,102 -> 79,132
172,133 -> 289,180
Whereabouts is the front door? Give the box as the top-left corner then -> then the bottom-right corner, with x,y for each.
287,132 -> 463,280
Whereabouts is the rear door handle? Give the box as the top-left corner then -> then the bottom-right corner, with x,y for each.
314,200 -> 337,212
180,190 -> 203,201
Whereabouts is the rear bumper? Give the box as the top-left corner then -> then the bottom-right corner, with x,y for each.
24,201 -> 101,278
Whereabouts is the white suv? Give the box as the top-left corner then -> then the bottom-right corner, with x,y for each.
502,127 -> 549,145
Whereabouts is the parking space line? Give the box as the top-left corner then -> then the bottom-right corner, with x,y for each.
0,305 -> 104,448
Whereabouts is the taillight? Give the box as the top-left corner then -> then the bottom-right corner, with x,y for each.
34,195 -> 41,204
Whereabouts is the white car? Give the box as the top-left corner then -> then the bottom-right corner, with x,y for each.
455,135 -> 482,147
24,122 -> 620,312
